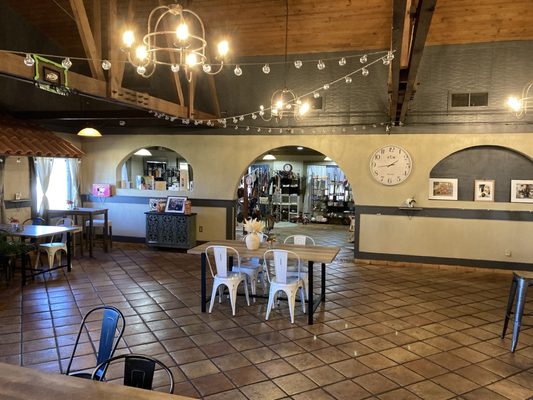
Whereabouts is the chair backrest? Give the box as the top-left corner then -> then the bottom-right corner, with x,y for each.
54,218 -> 74,243
91,353 -> 174,394
66,305 -> 126,380
205,245 -> 240,278
23,217 -> 46,226
284,235 -> 315,246
263,249 -> 300,284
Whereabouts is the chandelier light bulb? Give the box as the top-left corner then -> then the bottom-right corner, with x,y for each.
339,57 -> 346,66
61,57 -> 72,70
299,102 -> 310,116
136,65 -> 146,75
171,64 -> 180,72
246,126 -> 250,131
176,22 -> 189,41
186,53 -> 197,67
251,113 -> 257,119
362,67 -> 369,76
217,40 -> 229,57
239,115 -> 244,121
234,125 -> 238,130
382,57 -> 390,65
135,45 -> 148,61
232,118 -> 238,123
276,99 -> 283,110
101,60 -> 111,70
317,60 -> 325,70
360,54 -> 367,63
234,65 -> 242,76
122,30 -> 135,47
24,54 -> 34,67
262,64 -> 270,74
323,83 -> 330,90
387,51 -> 395,61
313,92 -> 320,98
294,60 -> 303,69
506,96 -> 522,112
202,64 -> 212,73
272,107 -> 279,116
345,76 -> 352,83
259,110 -> 265,116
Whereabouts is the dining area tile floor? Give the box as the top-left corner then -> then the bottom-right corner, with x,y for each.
0,224 -> 532,399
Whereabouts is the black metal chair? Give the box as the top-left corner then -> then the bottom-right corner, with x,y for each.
65,305 -> 126,380
90,353 -> 174,394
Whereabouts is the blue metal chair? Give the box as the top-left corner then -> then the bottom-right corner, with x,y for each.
91,353 -> 174,394
65,305 -> 125,380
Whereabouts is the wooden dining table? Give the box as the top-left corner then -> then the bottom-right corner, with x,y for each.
188,239 -> 340,325
0,224 -> 78,286
47,207 -> 109,257
0,362 -> 194,400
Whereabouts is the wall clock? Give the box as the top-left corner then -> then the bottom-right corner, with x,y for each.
369,145 -> 412,185
283,163 -> 293,172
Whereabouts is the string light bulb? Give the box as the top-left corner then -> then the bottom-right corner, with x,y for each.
234,65 -> 242,76
294,60 -> 302,69
24,54 -> 34,67
317,60 -> 325,70
101,60 -> 111,70
262,64 -> 270,74
61,57 -> 72,70
339,57 -> 346,66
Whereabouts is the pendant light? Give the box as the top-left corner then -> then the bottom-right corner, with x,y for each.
262,154 -> 276,160
77,127 -> 102,137
134,148 -> 152,156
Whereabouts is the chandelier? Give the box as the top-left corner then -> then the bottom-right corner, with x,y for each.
506,81 -> 533,119
260,1 -> 309,122
121,3 -> 228,80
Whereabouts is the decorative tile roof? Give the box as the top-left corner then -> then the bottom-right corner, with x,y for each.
0,115 -> 83,158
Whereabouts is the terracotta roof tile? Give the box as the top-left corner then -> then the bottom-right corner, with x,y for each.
0,115 -> 83,158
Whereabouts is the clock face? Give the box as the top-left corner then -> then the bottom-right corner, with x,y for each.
283,163 -> 293,172
369,145 -> 412,185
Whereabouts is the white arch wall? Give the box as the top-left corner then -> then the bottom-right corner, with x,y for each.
79,132 -> 533,263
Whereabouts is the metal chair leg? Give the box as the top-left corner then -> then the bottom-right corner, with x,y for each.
502,275 -> 518,338
511,277 -> 528,352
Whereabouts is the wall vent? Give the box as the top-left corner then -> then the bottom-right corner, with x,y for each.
451,92 -> 488,107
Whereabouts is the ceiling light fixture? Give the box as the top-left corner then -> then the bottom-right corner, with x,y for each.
134,148 -> 152,156
262,154 -> 276,160
506,81 -> 533,119
77,127 -> 102,137
324,156 -> 332,161
121,3 -> 229,81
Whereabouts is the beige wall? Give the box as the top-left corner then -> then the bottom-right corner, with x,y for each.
4,157 -> 31,224
76,132 -> 533,264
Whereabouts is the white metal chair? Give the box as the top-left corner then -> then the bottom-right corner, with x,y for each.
35,218 -> 69,270
264,249 -> 306,324
205,245 -> 250,316
58,217 -> 84,257
283,235 -> 315,299
240,232 -> 268,299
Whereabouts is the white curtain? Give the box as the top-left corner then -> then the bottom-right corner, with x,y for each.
35,157 -> 54,216
67,158 -> 81,207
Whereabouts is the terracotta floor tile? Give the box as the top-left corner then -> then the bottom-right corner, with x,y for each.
292,388 -> 336,400
169,347 -> 206,364
353,372 -> 399,395
330,359 -> 372,378
358,353 -> 398,370
377,388 -> 422,400
459,387 -> 509,400
240,380 -> 286,400
257,359 -> 298,379
432,372 -> 478,394
212,352 -> 251,371
381,365 -> 425,386
274,372 -> 318,395
407,381 -> 454,400
404,358 -> 448,379
286,352 -> 324,371
225,365 -> 268,386
302,365 -> 345,386
323,380 -> 370,400
191,372 -> 235,397
488,379 -> 533,400
180,359 -> 220,379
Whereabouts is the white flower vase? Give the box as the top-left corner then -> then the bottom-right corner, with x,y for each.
245,232 -> 261,250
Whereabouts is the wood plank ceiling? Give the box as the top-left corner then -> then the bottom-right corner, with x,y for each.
2,0 -> 533,128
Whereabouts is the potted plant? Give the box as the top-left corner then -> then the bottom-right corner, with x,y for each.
0,232 -> 36,283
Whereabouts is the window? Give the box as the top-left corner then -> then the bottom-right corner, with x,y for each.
36,158 -> 73,210
451,92 -> 489,107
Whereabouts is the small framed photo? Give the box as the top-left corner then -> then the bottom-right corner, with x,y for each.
510,180 -> 533,203
474,180 -> 494,202
165,196 -> 187,213
429,178 -> 458,200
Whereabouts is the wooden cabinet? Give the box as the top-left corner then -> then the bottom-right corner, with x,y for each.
145,212 -> 197,249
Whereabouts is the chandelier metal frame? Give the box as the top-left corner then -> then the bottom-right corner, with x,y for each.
507,81 -> 533,119
122,3 -> 226,80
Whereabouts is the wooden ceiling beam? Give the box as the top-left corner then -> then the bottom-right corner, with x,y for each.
158,0 -> 185,106
388,0 -> 408,123
390,0 -> 436,125
92,0 -> 102,61
0,52 -> 219,122
69,0 -> 105,80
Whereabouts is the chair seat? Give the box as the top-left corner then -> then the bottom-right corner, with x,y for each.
270,276 -> 301,286
39,242 -> 67,249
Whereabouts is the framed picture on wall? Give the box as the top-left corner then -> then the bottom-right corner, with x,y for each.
510,180 -> 533,203
474,180 -> 494,202
165,196 -> 187,213
428,178 -> 458,200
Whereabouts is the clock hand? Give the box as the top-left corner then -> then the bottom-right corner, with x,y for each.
386,159 -> 399,167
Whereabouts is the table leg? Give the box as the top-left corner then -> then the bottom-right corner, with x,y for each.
321,263 -> 326,302
20,251 -> 26,287
308,260 -> 314,325
103,211 -> 109,253
201,253 -> 207,312
66,232 -> 72,272
88,217 -> 93,257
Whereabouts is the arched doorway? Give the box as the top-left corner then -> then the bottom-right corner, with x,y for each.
236,146 -> 355,242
